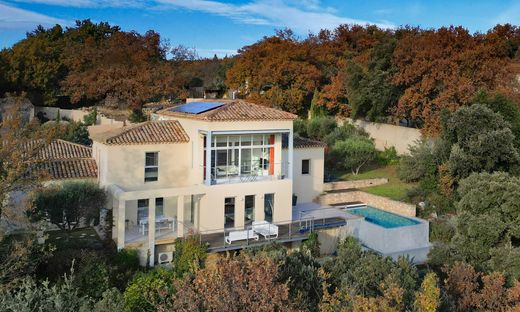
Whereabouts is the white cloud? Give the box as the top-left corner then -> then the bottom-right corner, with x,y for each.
0,2 -> 66,29
11,0 -> 142,8
156,0 -> 394,33
4,0 -> 395,33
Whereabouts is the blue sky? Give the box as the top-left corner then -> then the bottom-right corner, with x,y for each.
1,0 -> 519,58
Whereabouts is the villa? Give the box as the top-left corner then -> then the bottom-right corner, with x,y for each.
90,100 -> 334,265
17,99 -> 430,266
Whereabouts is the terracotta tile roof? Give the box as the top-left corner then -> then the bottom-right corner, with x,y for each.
283,135 -> 327,149
39,159 -> 98,180
156,100 -> 297,121
35,139 -> 92,160
26,139 -> 97,180
92,120 -> 189,145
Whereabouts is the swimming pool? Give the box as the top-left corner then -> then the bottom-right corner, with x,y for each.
345,206 -> 420,228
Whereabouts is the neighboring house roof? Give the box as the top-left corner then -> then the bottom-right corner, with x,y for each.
29,139 -> 97,180
283,135 -> 327,149
35,139 -> 92,160
92,120 -> 189,145
156,100 -> 297,121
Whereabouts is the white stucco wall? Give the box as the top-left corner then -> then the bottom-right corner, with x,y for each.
283,147 -> 325,204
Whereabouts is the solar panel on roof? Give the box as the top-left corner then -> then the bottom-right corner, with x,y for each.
169,102 -> 224,114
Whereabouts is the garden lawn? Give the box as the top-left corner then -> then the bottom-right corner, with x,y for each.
340,165 -> 416,201
46,227 -> 103,250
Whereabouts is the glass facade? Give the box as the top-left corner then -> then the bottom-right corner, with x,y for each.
224,197 -> 235,228
208,134 -> 275,180
244,195 -> 255,226
264,193 -> 274,223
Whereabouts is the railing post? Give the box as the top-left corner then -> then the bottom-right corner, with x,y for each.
289,222 -> 291,239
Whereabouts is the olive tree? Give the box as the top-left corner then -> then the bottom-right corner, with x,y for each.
332,136 -> 377,174
33,181 -> 106,232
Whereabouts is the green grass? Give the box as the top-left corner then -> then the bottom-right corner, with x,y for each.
46,227 -> 103,250
339,165 -> 416,201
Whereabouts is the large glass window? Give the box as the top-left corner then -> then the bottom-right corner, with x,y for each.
145,152 -> 159,182
156,198 -> 164,217
264,193 -> 274,223
207,134 -> 275,180
245,195 -> 255,226
224,197 -> 235,228
137,199 -> 149,222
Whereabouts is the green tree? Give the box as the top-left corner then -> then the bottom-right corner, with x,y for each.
472,90 -> 520,149
332,136 -> 377,174
444,104 -> 520,179
33,181 -> 107,232
345,39 -> 401,121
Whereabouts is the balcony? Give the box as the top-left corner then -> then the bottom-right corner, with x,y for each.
186,217 -> 347,252
210,162 -> 288,185
203,132 -> 293,186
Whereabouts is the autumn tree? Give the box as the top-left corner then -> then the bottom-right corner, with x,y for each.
164,254 -> 292,311
62,30 -> 181,109
226,34 -> 321,114
392,26 -> 515,135
444,262 -> 520,311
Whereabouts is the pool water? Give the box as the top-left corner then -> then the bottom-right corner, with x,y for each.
346,206 -> 420,228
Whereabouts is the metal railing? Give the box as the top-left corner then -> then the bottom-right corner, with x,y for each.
180,218 -> 316,251
210,162 -> 289,185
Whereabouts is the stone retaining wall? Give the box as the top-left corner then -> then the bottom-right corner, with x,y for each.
318,190 -> 416,217
323,178 -> 388,191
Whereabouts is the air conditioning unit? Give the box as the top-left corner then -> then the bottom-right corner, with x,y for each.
158,252 -> 173,264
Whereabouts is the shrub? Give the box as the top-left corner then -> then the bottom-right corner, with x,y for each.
129,108 -> 146,123
74,252 -> 111,299
0,273 -> 90,312
124,268 -> 175,312
93,288 -> 125,312
376,146 -> 399,166
109,248 -> 141,290
306,116 -> 337,141
414,272 -> 440,312
173,235 -> 208,277
301,232 -> 320,258
429,219 -> 455,243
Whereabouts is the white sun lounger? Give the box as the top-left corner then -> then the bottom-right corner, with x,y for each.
252,221 -> 279,238
225,230 -> 259,244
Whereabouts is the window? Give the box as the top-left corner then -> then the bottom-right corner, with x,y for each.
137,199 -> 149,222
206,134 -> 275,181
302,159 -> 310,175
224,197 -> 235,228
245,195 -> 255,225
145,152 -> 159,182
156,198 -> 164,217
264,193 -> 274,223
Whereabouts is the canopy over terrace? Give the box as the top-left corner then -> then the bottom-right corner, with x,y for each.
108,184 -> 206,264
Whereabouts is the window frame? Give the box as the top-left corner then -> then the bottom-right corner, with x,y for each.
301,159 -> 310,175
144,152 -> 159,182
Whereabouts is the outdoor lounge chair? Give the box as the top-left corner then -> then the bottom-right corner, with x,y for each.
252,220 -> 279,238
225,230 -> 259,244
